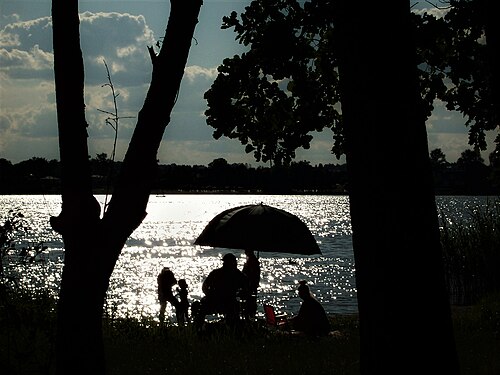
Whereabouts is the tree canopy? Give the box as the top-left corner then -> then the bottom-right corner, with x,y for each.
205,0 -> 498,166
204,0 -> 341,166
416,0 -> 499,150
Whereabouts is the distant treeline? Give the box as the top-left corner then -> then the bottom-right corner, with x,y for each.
1,150 -> 499,195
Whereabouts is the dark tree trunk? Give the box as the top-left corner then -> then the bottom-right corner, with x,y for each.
51,1 -> 202,374
335,2 -> 459,374
483,0 -> 500,129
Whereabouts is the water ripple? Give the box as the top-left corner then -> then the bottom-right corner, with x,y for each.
3,194 -> 488,321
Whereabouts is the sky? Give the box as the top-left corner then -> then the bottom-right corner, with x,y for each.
0,0 -> 497,167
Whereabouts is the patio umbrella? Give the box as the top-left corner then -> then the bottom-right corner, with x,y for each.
194,203 -> 321,255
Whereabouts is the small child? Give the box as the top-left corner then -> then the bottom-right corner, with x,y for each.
176,279 -> 190,325
157,267 -> 179,323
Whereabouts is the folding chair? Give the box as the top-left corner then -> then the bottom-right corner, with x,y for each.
263,304 -> 288,329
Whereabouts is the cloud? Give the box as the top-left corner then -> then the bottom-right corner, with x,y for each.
157,139 -> 262,166
79,12 -> 156,85
0,45 -> 53,73
296,131 -> 344,165
0,72 -> 55,129
0,12 -> 156,85
0,16 -> 53,78
1,5 -> 487,167
427,128 -> 496,163
0,102 -> 58,159
412,6 -> 449,19
0,11 -> 167,163
0,16 -> 53,50
184,65 -> 218,83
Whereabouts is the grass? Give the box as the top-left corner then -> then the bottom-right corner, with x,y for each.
452,293 -> 500,375
1,289 -> 500,375
0,288 -> 57,375
102,313 -> 360,375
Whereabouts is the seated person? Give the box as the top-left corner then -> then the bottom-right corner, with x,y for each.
289,280 -> 331,336
193,253 -> 250,327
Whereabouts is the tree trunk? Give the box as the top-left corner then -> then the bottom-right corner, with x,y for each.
483,0 -> 500,130
335,3 -> 459,374
51,1 -> 202,374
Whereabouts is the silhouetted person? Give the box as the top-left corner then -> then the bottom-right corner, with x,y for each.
194,253 -> 250,329
176,278 -> 190,325
242,249 -> 260,318
290,280 -> 330,336
157,267 -> 180,323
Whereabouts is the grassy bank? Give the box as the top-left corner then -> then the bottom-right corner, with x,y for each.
1,290 -> 499,375
451,293 -> 500,375
103,316 -> 360,375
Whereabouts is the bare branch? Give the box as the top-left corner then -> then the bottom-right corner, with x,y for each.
97,60 -> 134,212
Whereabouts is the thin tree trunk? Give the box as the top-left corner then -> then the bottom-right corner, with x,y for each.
335,2 -> 459,374
51,1 -> 202,374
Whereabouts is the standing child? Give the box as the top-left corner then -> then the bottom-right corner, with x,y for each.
157,267 -> 179,323
176,279 -> 190,325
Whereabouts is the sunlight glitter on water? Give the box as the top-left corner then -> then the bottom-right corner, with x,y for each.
1,194 -> 358,319
4,194 -> 492,321
1,194 -> 372,320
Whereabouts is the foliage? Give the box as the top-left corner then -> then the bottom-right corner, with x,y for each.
430,148 -> 449,167
205,0 -> 342,166
1,209 -> 48,288
418,0 -> 499,151
205,0 -> 498,166
0,209 -> 26,252
1,209 -> 26,281
457,148 -> 485,166
0,208 -> 52,373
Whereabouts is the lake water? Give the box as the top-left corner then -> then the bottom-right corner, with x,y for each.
0,194 -> 491,322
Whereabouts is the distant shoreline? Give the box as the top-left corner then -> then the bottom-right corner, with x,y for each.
0,190 -> 496,196
2,157 -> 498,196
2,189 -> 351,196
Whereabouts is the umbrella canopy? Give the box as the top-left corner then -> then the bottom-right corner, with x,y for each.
194,203 -> 321,255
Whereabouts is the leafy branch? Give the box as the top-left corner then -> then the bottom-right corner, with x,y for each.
1,209 -> 41,286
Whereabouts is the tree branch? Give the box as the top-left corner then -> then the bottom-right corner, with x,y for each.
103,0 -> 203,241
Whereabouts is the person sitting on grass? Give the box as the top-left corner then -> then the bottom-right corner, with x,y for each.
193,253 -> 250,329
289,280 -> 331,336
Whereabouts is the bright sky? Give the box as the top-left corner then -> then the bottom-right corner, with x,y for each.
0,0 -> 496,166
